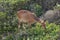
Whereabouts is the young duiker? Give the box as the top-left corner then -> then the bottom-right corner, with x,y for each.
17,10 -> 46,29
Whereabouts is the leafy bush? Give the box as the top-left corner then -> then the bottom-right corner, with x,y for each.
0,0 -> 60,40
29,3 -> 43,16
0,0 -> 43,34
4,22 -> 60,40
54,4 -> 60,10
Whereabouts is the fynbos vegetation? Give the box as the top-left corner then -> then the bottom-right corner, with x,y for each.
0,0 -> 60,40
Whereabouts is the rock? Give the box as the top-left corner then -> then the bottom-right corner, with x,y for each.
40,9 -> 60,24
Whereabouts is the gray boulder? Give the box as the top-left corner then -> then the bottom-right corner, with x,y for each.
40,9 -> 60,24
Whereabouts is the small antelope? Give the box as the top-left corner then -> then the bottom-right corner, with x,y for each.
17,10 -> 46,29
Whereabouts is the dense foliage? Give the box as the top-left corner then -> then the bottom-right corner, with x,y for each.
0,0 -> 60,40
2,22 -> 60,40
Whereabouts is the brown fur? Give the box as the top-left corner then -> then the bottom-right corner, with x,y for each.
17,10 -> 46,29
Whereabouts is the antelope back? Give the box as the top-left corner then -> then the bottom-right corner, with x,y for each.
17,10 -> 40,24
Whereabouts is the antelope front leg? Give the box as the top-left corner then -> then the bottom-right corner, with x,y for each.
23,23 -> 26,30
18,23 -> 20,29
18,21 -> 21,32
27,23 -> 32,28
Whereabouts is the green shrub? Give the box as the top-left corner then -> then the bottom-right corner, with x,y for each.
30,3 -> 43,16
0,0 -> 60,40
4,22 -> 60,40
54,4 -> 60,10
0,12 -> 6,18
